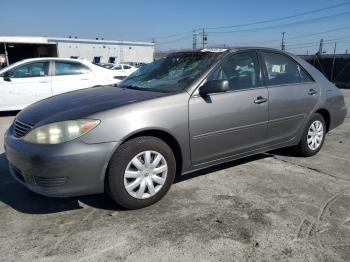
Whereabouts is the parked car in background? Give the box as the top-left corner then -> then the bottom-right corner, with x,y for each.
110,64 -> 138,80
0,58 -> 117,111
125,62 -> 147,68
98,63 -> 115,69
4,48 -> 347,209
110,64 -> 139,83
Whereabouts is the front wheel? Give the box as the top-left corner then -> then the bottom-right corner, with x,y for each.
294,113 -> 326,157
107,136 -> 176,209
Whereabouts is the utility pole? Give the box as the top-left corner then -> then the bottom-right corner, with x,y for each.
120,40 -> 124,63
192,30 -> 198,50
281,32 -> 286,51
346,49 -> 348,55
3,43 -> 9,66
318,39 -> 324,55
201,28 -> 207,49
331,42 -> 337,81
151,38 -> 155,61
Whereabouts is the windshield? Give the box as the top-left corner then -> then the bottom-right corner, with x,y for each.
119,52 -> 218,92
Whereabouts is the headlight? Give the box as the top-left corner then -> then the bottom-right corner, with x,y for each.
23,119 -> 100,144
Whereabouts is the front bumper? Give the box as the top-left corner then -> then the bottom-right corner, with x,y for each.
4,128 -> 118,197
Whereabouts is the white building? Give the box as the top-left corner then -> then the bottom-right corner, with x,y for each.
0,36 -> 154,66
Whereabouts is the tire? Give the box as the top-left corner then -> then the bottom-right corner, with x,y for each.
107,136 -> 176,209
294,113 -> 326,157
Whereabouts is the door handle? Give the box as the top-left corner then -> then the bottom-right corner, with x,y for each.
39,81 -> 50,83
254,96 -> 268,104
308,89 -> 318,95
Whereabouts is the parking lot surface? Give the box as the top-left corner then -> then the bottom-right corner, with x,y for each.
0,90 -> 349,262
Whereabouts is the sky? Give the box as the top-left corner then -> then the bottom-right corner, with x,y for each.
1,0 -> 350,54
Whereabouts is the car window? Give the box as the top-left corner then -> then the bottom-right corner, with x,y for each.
261,51 -> 312,85
9,61 -> 49,78
123,65 -> 131,69
299,67 -> 313,82
55,61 -> 91,76
113,65 -> 122,70
208,52 -> 260,90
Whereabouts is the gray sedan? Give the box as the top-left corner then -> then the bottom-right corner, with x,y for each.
4,48 -> 347,209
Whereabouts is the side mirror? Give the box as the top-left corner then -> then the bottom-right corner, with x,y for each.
3,71 -> 14,82
199,80 -> 229,96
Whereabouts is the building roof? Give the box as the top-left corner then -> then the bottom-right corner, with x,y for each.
0,36 -> 154,47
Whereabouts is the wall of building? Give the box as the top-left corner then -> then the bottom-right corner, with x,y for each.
54,41 -> 154,64
0,36 -> 155,66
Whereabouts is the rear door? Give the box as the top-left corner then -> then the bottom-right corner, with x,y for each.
189,51 -> 269,165
51,60 -> 93,95
260,51 -> 320,145
0,60 -> 52,110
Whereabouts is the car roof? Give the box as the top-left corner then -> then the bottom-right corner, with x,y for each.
0,57 -> 95,74
169,46 -> 290,55
16,57 -> 90,63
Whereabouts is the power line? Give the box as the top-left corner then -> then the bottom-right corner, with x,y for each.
231,25 -> 350,46
287,38 -> 350,50
147,2 -> 350,41
155,34 -> 193,46
207,11 -> 350,34
287,36 -> 350,47
156,17 -> 350,49
146,30 -> 193,41
205,2 -> 350,30
286,25 -> 350,40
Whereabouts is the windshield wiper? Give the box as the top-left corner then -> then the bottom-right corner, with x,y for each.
119,85 -> 145,90
119,84 -> 170,93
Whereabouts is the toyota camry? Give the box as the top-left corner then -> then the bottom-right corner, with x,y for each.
4,47 -> 347,209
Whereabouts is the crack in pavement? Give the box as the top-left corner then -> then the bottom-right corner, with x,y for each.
266,154 -> 350,183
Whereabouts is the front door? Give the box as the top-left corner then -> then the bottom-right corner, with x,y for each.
0,60 -> 52,111
189,51 -> 269,166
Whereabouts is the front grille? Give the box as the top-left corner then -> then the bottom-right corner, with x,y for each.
13,119 -> 33,138
34,176 -> 68,187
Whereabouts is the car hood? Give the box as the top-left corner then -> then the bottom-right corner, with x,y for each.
16,85 -> 170,126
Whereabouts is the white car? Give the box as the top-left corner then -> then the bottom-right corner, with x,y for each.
110,64 -> 138,81
0,58 -> 117,111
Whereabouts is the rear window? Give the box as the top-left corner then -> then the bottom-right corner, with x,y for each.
261,52 -> 312,85
55,61 -> 91,76
113,65 -> 122,70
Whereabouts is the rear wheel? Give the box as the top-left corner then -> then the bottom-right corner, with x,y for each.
294,113 -> 326,157
107,136 -> 176,209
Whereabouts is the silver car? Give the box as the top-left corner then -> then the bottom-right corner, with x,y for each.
4,48 -> 347,209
